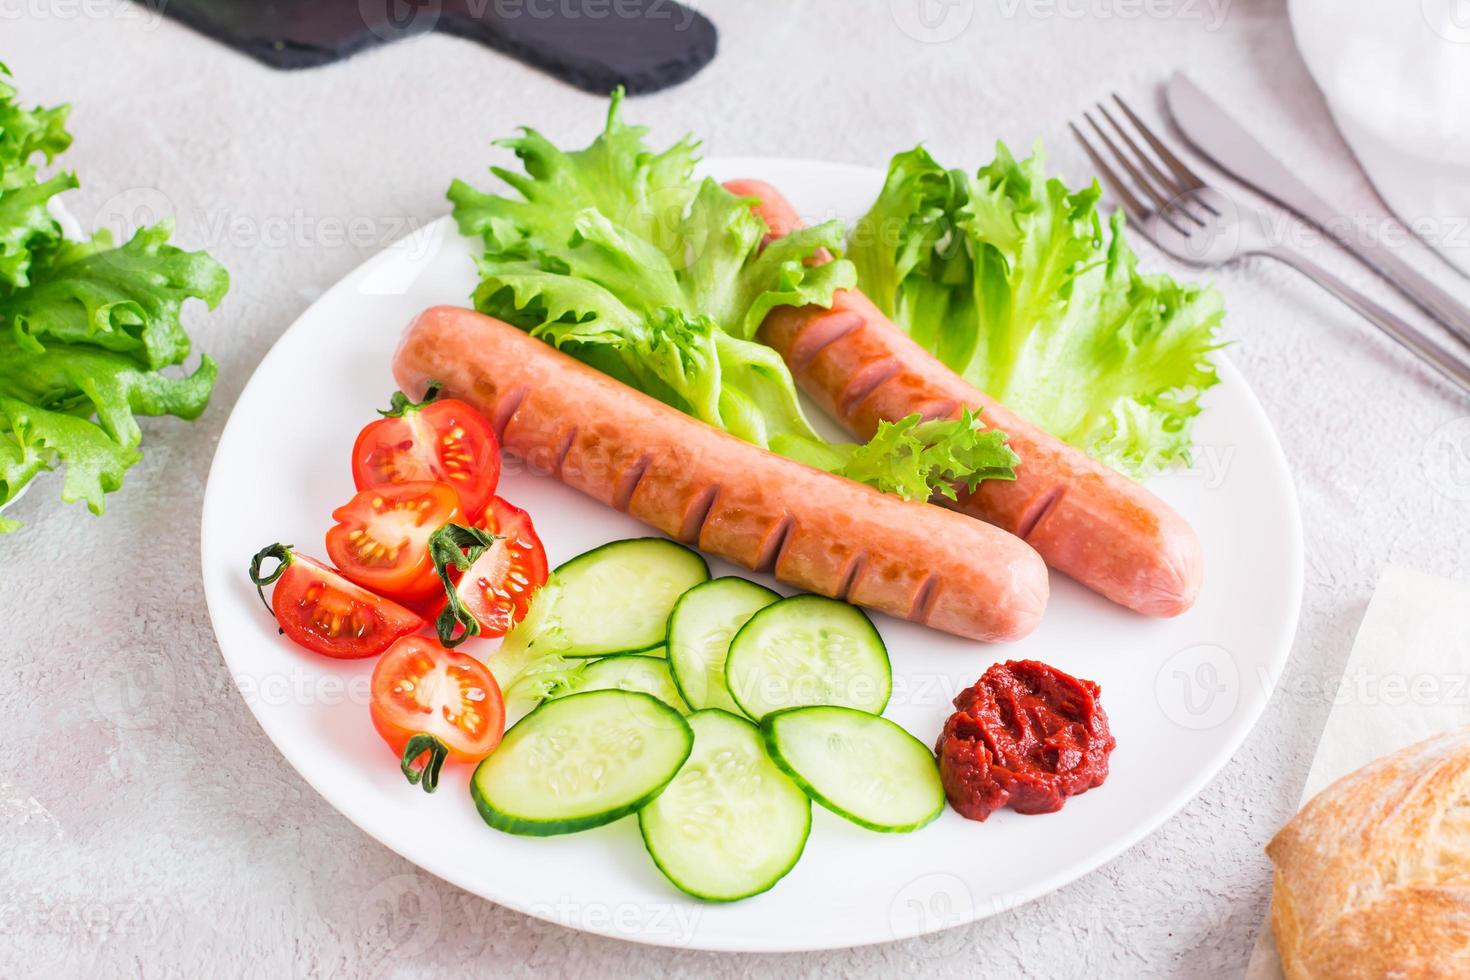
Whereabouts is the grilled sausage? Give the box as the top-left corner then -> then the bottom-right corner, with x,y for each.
723,179 -> 1203,617
392,306 -> 1050,642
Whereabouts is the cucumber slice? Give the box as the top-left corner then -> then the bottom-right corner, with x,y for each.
471,690 -> 693,836
667,577 -> 780,715
639,710 -> 810,901
502,653 -> 582,723
549,654 -> 689,713
724,595 -> 891,720
551,538 -> 709,658
761,706 -> 944,833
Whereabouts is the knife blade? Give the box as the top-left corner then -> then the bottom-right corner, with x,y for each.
1165,70 -> 1470,349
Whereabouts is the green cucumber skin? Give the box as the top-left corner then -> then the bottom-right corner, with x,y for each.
558,654 -> 690,713
666,576 -> 781,713
552,538 -> 711,659
470,691 -> 694,837
637,709 -> 811,902
759,707 -> 943,835
550,536 -> 710,579
725,595 -> 893,720
558,640 -> 664,661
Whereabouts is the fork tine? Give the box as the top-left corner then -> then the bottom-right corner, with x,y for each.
1084,112 -> 1195,230
1097,103 -> 1183,200
1113,93 -> 1216,209
1069,121 -> 1146,222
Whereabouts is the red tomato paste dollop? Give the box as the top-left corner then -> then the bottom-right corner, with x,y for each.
935,660 -> 1115,822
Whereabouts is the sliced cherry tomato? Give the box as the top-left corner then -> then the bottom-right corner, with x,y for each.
352,385 -> 500,523
370,636 -> 505,792
399,590 -> 449,625
326,481 -> 461,603
456,497 -> 549,638
248,544 -> 424,659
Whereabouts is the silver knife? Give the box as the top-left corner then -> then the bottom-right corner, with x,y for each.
1165,71 -> 1470,350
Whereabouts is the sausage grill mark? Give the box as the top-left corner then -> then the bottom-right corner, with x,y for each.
614,453 -> 653,513
492,384 -> 529,441
911,571 -> 940,625
916,398 -> 960,423
1016,485 -> 1066,541
553,425 -> 579,480
835,550 -> 868,603
788,310 -> 863,373
839,359 -> 902,417
683,483 -> 721,545
756,512 -> 796,574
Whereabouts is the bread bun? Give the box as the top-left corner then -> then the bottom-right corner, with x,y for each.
1267,727 -> 1470,978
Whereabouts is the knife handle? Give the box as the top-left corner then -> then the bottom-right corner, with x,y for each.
1263,244 -> 1470,398
1244,177 -> 1470,351
1326,228 -> 1470,350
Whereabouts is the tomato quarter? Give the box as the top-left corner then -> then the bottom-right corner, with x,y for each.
370,636 -> 505,792
326,481 -> 461,603
352,385 -> 500,522
455,497 -> 550,638
248,544 -> 425,659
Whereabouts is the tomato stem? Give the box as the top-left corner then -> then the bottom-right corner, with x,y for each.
400,734 -> 450,793
247,543 -> 293,617
427,523 -> 501,648
377,381 -> 443,418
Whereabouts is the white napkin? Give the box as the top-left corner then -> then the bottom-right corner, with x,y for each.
1287,0 -> 1470,277
1245,565 -> 1470,978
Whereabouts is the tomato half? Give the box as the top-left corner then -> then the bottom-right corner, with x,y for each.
454,496 -> 549,638
326,481 -> 460,603
370,636 -> 505,792
352,387 -> 500,523
249,545 -> 425,659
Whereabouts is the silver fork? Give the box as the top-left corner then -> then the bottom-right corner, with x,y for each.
1071,97 -> 1470,398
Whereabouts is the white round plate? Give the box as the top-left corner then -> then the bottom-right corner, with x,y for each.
201,158 -> 1303,953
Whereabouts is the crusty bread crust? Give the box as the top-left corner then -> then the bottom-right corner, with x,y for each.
1268,728 -> 1470,978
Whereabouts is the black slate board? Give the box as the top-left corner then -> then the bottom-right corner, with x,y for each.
147,0 -> 718,94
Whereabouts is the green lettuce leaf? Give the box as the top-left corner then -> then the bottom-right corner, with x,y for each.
836,410 -> 1019,501
0,65 -> 73,294
0,64 -> 71,167
4,223 -> 229,369
774,409 -> 1019,500
0,67 -> 224,531
0,335 -> 217,517
850,142 -> 1224,477
451,91 -> 1016,497
0,165 -> 73,294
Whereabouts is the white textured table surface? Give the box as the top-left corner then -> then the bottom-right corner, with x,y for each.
3,3 -> 1469,977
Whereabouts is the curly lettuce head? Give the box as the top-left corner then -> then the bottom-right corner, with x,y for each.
0,66 -> 226,532
450,91 -> 1019,497
850,142 -> 1224,478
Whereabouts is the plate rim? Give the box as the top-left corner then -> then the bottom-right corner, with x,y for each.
201,156 -> 1304,953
